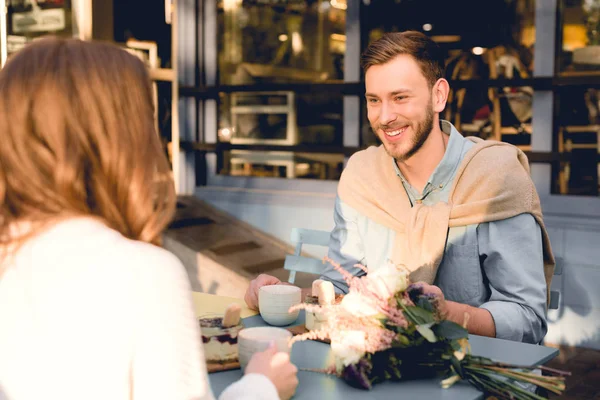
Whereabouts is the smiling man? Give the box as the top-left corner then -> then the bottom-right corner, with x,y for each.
245,31 -> 555,344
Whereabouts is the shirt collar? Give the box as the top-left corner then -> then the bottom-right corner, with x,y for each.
393,120 -> 466,192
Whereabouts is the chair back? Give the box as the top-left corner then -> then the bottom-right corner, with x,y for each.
283,228 -> 330,284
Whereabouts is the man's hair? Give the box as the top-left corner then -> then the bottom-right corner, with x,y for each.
361,31 -> 446,88
0,37 -> 176,254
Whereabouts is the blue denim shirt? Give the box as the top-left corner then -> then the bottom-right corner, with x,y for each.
321,121 -> 548,344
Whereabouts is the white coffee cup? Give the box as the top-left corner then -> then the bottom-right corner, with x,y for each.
238,326 -> 293,370
258,284 -> 301,326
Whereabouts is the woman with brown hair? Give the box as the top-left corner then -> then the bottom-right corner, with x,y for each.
0,38 -> 297,400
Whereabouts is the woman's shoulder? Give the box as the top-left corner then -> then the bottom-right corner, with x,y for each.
28,217 -> 185,280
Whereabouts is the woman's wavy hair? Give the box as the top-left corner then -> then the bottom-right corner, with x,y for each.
0,37 -> 176,254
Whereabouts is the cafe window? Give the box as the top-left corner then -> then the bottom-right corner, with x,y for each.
215,0 -> 346,179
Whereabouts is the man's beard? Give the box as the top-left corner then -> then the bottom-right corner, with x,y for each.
373,101 -> 435,162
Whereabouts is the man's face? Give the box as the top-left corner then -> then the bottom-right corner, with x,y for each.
365,55 -> 435,161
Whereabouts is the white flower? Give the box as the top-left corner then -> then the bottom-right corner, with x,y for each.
340,292 -> 379,318
330,330 -> 367,367
366,260 -> 409,299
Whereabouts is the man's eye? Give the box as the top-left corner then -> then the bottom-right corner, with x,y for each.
395,96 -> 406,101
367,98 -> 379,103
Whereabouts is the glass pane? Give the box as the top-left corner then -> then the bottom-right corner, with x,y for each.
218,91 -> 343,146
220,150 -> 344,180
361,0 -> 535,147
217,0 -> 346,85
217,89 -> 344,180
7,0 -> 74,58
559,0 -> 600,74
555,89 -> 600,196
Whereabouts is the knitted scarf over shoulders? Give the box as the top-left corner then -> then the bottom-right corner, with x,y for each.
338,137 -> 555,304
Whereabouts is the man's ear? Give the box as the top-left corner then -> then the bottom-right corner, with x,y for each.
432,78 -> 450,113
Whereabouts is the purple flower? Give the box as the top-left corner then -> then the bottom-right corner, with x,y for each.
342,357 -> 373,390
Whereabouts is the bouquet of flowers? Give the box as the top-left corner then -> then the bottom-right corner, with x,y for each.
290,257 -> 569,400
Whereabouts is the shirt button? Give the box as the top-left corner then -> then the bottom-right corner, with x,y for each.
439,184 -> 443,188
416,199 -> 423,204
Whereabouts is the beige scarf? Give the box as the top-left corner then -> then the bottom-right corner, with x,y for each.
338,137 -> 555,305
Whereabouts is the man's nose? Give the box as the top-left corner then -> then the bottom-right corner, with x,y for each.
379,101 -> 397,126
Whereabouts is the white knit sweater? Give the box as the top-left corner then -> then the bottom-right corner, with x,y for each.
0,218 -> 278,400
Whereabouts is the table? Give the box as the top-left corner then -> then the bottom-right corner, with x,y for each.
196,294 -> 559,400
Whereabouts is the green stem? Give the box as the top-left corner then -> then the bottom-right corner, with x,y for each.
478,366 -> 549,380
481,367 -> 565,394
468,366 -> 565,394
468,373 -> 514,399
465,367 -> 547,400
472,375 -> 539,400
467,357 -> 570,378
299,367 -> 335,375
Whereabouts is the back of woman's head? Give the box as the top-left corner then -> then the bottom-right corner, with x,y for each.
0,37 -> 175,248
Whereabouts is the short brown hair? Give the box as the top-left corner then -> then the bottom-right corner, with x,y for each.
0,37 -> 176,253
361,31 -> 445,88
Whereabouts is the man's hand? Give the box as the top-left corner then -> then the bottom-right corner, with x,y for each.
407,282 -> 449,317
244,274 -> 282,311
407,282 -> 496,337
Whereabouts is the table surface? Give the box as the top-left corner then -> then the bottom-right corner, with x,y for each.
192,292 -> 258,320
205,307 -> 559,400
